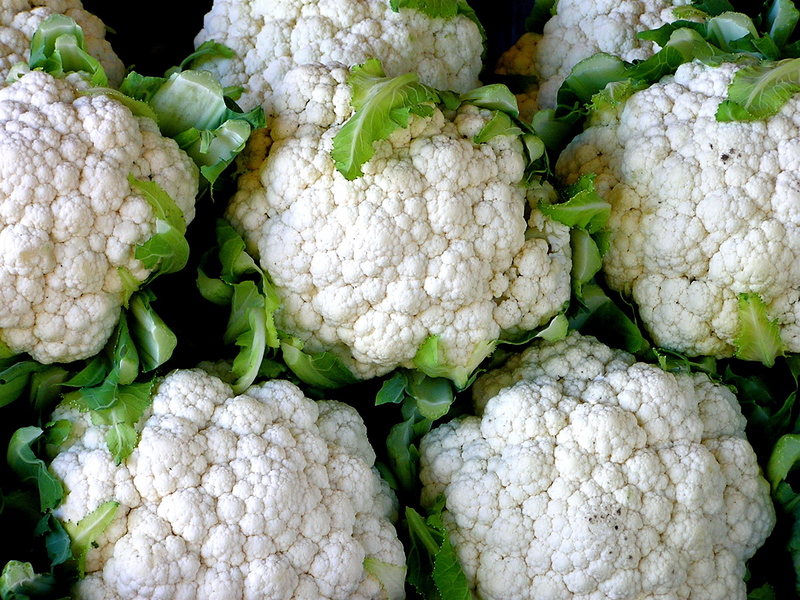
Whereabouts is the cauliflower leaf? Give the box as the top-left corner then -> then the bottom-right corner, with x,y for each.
331,58 -> 446,180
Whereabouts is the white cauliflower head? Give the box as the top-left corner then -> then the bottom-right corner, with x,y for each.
556,60 -> 800,359
0,0 -> 125,85
193,0 -> 483,111
419,332 -> 775,600
495,0 -> 691,119
49,368 -> 406,600
0,70 -> 198,364
226,62 -> 572,381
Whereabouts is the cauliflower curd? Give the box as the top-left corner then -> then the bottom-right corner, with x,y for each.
0,70 -> 198,364
49,369 -> 406,600
226,62 -> 572,381
556,60 -> 800,359
420,332 -> 775,600
193,0 -> 484,112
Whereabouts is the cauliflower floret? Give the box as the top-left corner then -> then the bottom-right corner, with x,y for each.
556,60 -> 800,358
495,0 -> 691,120
0,0 -> 124,85
226,62 -> 572,381
49,368 -> 406,600
420,332 -> 775,600
193,0 -> 483,112
0,70 -> 198,364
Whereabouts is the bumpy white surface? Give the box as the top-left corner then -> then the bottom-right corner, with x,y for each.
556,60 -> 800,358
193,0 -> 483,111
420,332 -> 775,600
50,369 -> 406,600
226,62 -> 572,380
495,0 -> 691,120
0,70 -> 198,363
0,0 -> 125,85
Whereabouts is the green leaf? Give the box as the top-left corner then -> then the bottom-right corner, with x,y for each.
62,501 -> 119,577
6,427 -> 63,512
175,40 -> 236,72
375,371 -> 408,406
412,335 -> 495,390
472,111 -> 523,144
129,175 -> 190,278
386,414 -> 427,493
432,535 -> 471,600
107,313 -> 139,387
217,220 -> 263,282
230,300 -> 268,395
557,53 -> 630,110
62,355 -> 110,390
331,58 -> 440,180
460,83 -> 520,116
682,0 -> 735,17
28,14 -> 107,86
405,371 -> 454,421
0,360 -> 48,409
363,557 -> 406,600
706,12 -> 760,52
127,289 -> 177,373
717,57 -> 800,121
629,28 -> 723,83
147,70 -> 228,138
525,0 -> 556,32
280,338 -> 360,389
68,380 -> 154,464
174,108 -> 265,188
405,498 -> 471,600
735,293 -> 786,367
569,284 -> 650,356
198,220 -> 281,393
569,228 -> 604,299
29,365 -> 70,413
540,174 -> 611,233
767,433 -> 800,490
0,561 -> 57,600
35,513 -> 73,567
765,0 -> 800,50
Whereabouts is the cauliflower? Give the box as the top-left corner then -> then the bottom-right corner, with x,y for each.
192,0 -> 483,111
495,0 -> 691,120
0,0 -> 124,85
419,332 -> 775,600
49,368 -> 407,600
555,59 -> 800,359
225,62 -> 572,382
0,69 -> 198,364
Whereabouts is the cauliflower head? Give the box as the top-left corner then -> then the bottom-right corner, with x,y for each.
495,0 -> 691,120
0,0 -> 125,85
556,60 -> 800,359
49,368 -> 407,600
226,62 -> 572,381
193,0 -> 483,111
0,70 -> 198,364
419,332 -> 775,600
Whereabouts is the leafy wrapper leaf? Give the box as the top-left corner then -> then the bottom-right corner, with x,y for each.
735,293 -> 786,367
